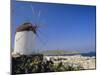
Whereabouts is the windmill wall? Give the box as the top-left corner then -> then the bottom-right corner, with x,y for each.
14,31 -> 36,55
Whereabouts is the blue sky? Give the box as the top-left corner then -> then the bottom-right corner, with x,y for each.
12,1 -> 96,52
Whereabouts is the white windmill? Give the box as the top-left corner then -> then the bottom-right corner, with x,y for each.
12,4 -> 45,55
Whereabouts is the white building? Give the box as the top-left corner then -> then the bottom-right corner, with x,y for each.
13,22 -> 37,55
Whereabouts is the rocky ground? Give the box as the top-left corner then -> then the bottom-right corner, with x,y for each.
44,55 -> 96,70
12,54 -> 85,74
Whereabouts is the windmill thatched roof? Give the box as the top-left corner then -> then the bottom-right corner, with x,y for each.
16,22 -> 36,34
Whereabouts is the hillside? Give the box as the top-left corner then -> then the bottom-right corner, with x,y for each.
39,50 -> 80,56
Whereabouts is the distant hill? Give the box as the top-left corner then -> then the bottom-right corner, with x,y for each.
39,50 -> 96,56
39,50 -> 80,56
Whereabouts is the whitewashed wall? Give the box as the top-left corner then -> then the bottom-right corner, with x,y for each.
14,31 -> 36,55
